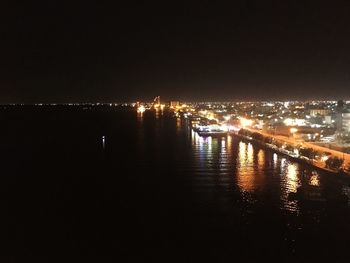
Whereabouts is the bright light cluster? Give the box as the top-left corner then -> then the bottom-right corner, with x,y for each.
137,105 -> 146,113
239,117 -> 253,128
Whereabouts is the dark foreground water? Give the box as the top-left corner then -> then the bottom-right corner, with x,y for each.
1,106 -> 350,261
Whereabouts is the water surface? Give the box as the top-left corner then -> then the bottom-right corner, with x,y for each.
1,107 -> 350,261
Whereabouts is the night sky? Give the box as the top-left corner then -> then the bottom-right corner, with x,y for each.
2,1 -> 350,103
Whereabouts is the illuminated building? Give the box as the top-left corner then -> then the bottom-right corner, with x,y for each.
310,109 -> 330,117
336,100 -> 350,139
338,113 -> 350,134
169,101 -> 180,108
342,113 -> 350,133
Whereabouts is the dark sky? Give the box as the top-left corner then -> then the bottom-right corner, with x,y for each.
2,0 -> 350,103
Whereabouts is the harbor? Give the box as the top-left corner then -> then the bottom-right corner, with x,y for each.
134,97 -> 350,176
188,116 -> 350,176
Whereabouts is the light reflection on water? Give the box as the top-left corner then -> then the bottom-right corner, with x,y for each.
309,172 -> 320,186
281,161 -> 301,212
219,138 -> 228,171
134,112 -> 350,259
237,142 -> 255,192
273,153 -> 278,167
257,149 -> 265,171
189,133 -> 333,212
286,163 -> 299,193
247,143 -> 253,164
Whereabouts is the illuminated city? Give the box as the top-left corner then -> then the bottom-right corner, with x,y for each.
134,98 -> 350,175
3,0 -> 350,261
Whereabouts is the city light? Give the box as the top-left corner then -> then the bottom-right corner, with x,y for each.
290,128 -> 298,134
7,1 -> 350,257
239,117 -> 253,128
133,99 -> 350,176
284,118 -> 293,126
321,155 -> 329,162
137,105 -> 146,113
224,115 -> 231,121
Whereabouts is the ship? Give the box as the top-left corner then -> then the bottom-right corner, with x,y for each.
194,124 -> 228,137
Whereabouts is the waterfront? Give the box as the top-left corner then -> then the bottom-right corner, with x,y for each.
1,106 -> 350,261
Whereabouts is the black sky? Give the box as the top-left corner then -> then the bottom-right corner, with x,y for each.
2,0 -> 350,103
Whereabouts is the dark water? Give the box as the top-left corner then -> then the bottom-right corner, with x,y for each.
1,106 -> 350,261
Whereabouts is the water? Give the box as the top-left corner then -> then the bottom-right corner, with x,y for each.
1,106 -> 350,261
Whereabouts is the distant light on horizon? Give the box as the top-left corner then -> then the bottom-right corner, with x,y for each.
137,105 -> 146,113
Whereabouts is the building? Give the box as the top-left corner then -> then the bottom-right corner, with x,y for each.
324,115 -> 332,125
336,100 -> 346,134
169,101 -> 180,108
310,109 -> 330,117
340,113 -> 350,133
336,110 -> 350,141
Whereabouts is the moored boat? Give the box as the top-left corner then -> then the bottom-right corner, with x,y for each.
193,124 -> 228,137
197,131 -> 228,137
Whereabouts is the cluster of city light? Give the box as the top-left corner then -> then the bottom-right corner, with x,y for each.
290,127 -> 298,134
134,100 -> 349,172
224,115 -> 231,121
239,117 -> 253,128
197,110 -> 219,122
321,155 -> 329,162
283,118 -> 306,126
153,103 -> 166,110
137,105 -> 146,113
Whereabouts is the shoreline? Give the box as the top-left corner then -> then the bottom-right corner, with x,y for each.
229,132 -> 343,175
191,126 -> 349,176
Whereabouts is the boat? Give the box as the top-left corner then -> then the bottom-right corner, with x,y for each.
197,131 -> 228,137
194,124 -> 228,137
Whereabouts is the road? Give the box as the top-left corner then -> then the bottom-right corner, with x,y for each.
246,127 -> 350,169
